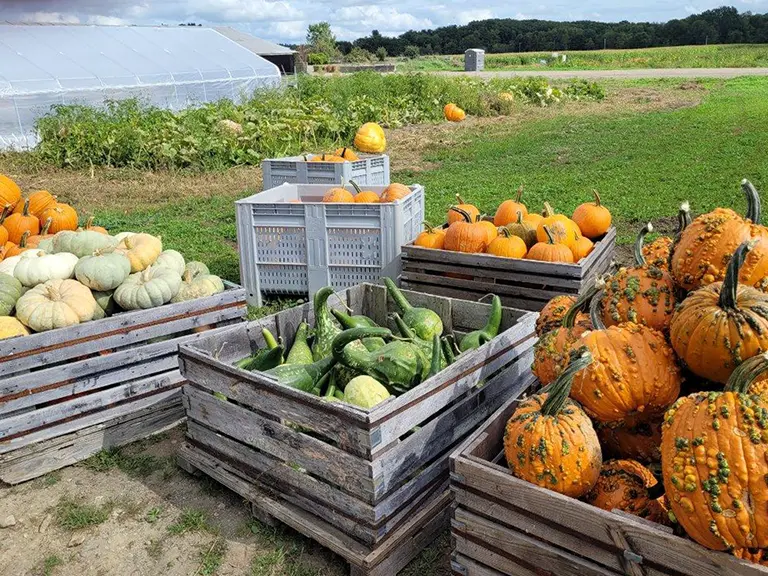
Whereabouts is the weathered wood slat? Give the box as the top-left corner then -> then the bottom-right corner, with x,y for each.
399,271 -> 568,301
451,553 -> 509,576
453,537 -> 554,576
399,282 -> 545,312
0,396 -> 183,485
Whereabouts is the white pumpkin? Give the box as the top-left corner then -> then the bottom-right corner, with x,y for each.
15,279 -> 97,332
0,256 -> 23,277
155,250 -> 186,275
13,250 -> 79,287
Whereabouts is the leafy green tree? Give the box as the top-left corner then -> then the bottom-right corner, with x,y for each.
307,22 -> 338,60
403,45 -> 420,59
376,47 -> 388,61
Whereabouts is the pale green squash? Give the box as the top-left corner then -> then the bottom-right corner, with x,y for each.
171,270 -> 225,303
92,290 -> 117,315
75,251 -> 131,291
114,266 -> 182,310
0,273 -> 23,316
13,251 -> 79,288
155,250 -> 185,275
15,279 -> 97,332
185,261 -> 210,279
51,230 -> 118,258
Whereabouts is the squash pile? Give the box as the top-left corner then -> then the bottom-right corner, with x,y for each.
506,179 -> 768,564
414,189 -> 612,262
317,182 -> 412,204
232,280 -> 504,410
0,177 -> 226,340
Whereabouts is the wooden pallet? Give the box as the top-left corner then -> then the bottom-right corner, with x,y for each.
449,395 -> 768,576
401,227 -> 616,311
178,282 -> 537,572
0,284 -> 246,484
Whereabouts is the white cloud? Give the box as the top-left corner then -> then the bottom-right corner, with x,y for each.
86,15 -> 129,25
456,9 -> 495,24
18,11 -> 81,24
334,6 -> 433,31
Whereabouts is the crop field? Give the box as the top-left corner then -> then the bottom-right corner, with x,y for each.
398,43 -> 768,71
1,73 -> 768,575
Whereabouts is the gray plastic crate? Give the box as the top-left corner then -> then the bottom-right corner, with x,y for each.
261,154 -> 390,190
236,183 -> 425,306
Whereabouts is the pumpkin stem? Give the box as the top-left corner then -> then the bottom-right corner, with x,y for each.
589,276 -> 608,330
422,221 -> 439,234
18,230 -> 29,248
498,227 -> 511,238
449,206 -> 473,224
675,202 -> 691,237
21,198 -> 30,217
541,347 -> 593,416
456,193 -> 467,205
592,190 -> 602,207
542,225 -> 557,245
742,179 -> 762,224
542,202 -> 555,218
349,180 -> 363,195
515,185 -> 524,204
516,210 -> 524,224
46,284 -> 61,301
562,283 -> 599,329
40,217 -> 52,236
633,222 -> 653,266
646,480 -> 666,500
0,204 -> 9,226
726,352 -> 768,394
719,240 -> 754,310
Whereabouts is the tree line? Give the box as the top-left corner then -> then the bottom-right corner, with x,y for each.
343,7 -> 768,56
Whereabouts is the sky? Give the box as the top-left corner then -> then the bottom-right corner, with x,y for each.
0,0 -> 765,45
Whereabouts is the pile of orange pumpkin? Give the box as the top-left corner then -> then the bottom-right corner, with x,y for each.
414,188 -> 612,262
505,179 -> 768,565
0,177 -> 82,261
316,182 -> 412,204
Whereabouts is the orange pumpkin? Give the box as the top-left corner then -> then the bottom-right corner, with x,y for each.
585,460 -> 666,523
414,222 -> 446,250
475,216 -> 498,246
596,417 -> 663,464
0,205 -> 9,247
0,174 -> 22,211
322,186 -> 355,203
504,349 -> 602,498
380,183 -> 411,203
526,226 -> 574,263
309,153 -> 346,163
444,207 -> 488,253
444,103 -> 466,122
493,185 -> 528,225
644,202 -> 691,270
82,217 -> 108,234
3,199 -> 40,244
26,218 -> 53,248
572,236 -> 594,261
536,294 -> 592,336
353,122 -> 386,154
571,321 -> 682,425
39,203 -> 78,234
572,190 -> 612,239
334,147 -> 359,161
14,189 -> 57,217
4,231 -> 31,257
447,194 -> 480,225
486,228 -> 526,258
524,212 -> 544,228
537,202 -> 580,252
349,181 -> 379,203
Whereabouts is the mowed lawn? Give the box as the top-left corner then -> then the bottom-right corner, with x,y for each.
85,76 -> 768,286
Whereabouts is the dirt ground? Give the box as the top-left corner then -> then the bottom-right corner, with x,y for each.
0,81 -> 704,576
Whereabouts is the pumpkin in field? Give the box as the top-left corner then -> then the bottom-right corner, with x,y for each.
0,316 -> 28,340
114,266 -> 182,310
493,185 -> 528,226
537,203 -> 581,252
353,122 -> 386,153
505,211 -> 537,249
572,318 -> 682,425
504,349 -> 602,498
572,235 -> 594,261
15,279 -> 97,332
526,226 -> 574,263
13,250 -> 79,287
349,181 -> 379,203
309,153 -> 346,163
597,417 -> 663,464
414,222 -> 445,250
444,207 -> 488,253
447,194 -> 479,225
0,205 -> 9,247
116,233 -> 163,273
0,174 -> 21,210
380,183 -> 411,203
597,223 -> 676,333
536,294 -> 592,336
3,199 -> 40,244
323,186 -> 355,203
499,92 -> 515,101
532,287 -> 596,385
486,228 -> 526,258
671,240 -> 768,384
661,352 -> 768,551
444,103 -> 466,122
0,272 -> 23,316
39,203 -> 78,234
14,190 -> 57,218
585,460 -> 666,523
572,190 -> 612,239
334,147 -> 359,161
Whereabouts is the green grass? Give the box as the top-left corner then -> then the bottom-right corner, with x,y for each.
167,508 -> 214,535
198,539 -> 227,576
83,447 -> 158,478
398,43 -> 768,71
41,554 -> 64,576
54,497 -> 114,530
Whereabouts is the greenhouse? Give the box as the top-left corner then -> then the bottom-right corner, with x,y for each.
0,24 -> 282,150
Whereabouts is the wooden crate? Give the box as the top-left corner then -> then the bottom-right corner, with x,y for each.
450,395 -> 768,576
0,284 -> 246,484
401,227 -> 616,312
177,282 -> 538,575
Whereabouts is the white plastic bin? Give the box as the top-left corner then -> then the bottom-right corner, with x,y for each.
261,154 -> 390,189
236,183 -> 425,306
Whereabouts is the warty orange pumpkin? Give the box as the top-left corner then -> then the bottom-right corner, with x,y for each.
671,240 -> 768,384
596,417 -> 663,464
504,349 -> 602,498
493,185 -> 528,226
536,294 -> 592,336
443,207 -> 488,253
526,226 -> 574,263
413,222 -> 445,250
662,353 -> 768,550
585,459 -> 667,523
572,190 -> 612,239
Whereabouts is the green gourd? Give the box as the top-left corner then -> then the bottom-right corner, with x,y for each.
332,327 -> 428,395
0,272 -> 23,316
391,312 -> 446,369
332,308 -> 385,351
286,322 -> 314,365
311,287 -> 342,361
235,345 -> 285,372
344,375 -> 391,409
383,277 -> 443,341
442,336 -> 457,364
428,335 -> 442,378
265,356 -> 336,393
506,211 -> 537,248
459,295 -> 503,352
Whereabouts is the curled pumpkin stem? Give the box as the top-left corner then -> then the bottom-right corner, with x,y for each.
719,240 -> 755,310
633,222 -> 653,266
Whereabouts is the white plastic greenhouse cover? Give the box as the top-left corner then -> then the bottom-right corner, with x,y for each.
0,24 -> 282,150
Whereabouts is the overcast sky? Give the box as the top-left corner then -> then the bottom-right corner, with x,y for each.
1,0 -> 765,44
